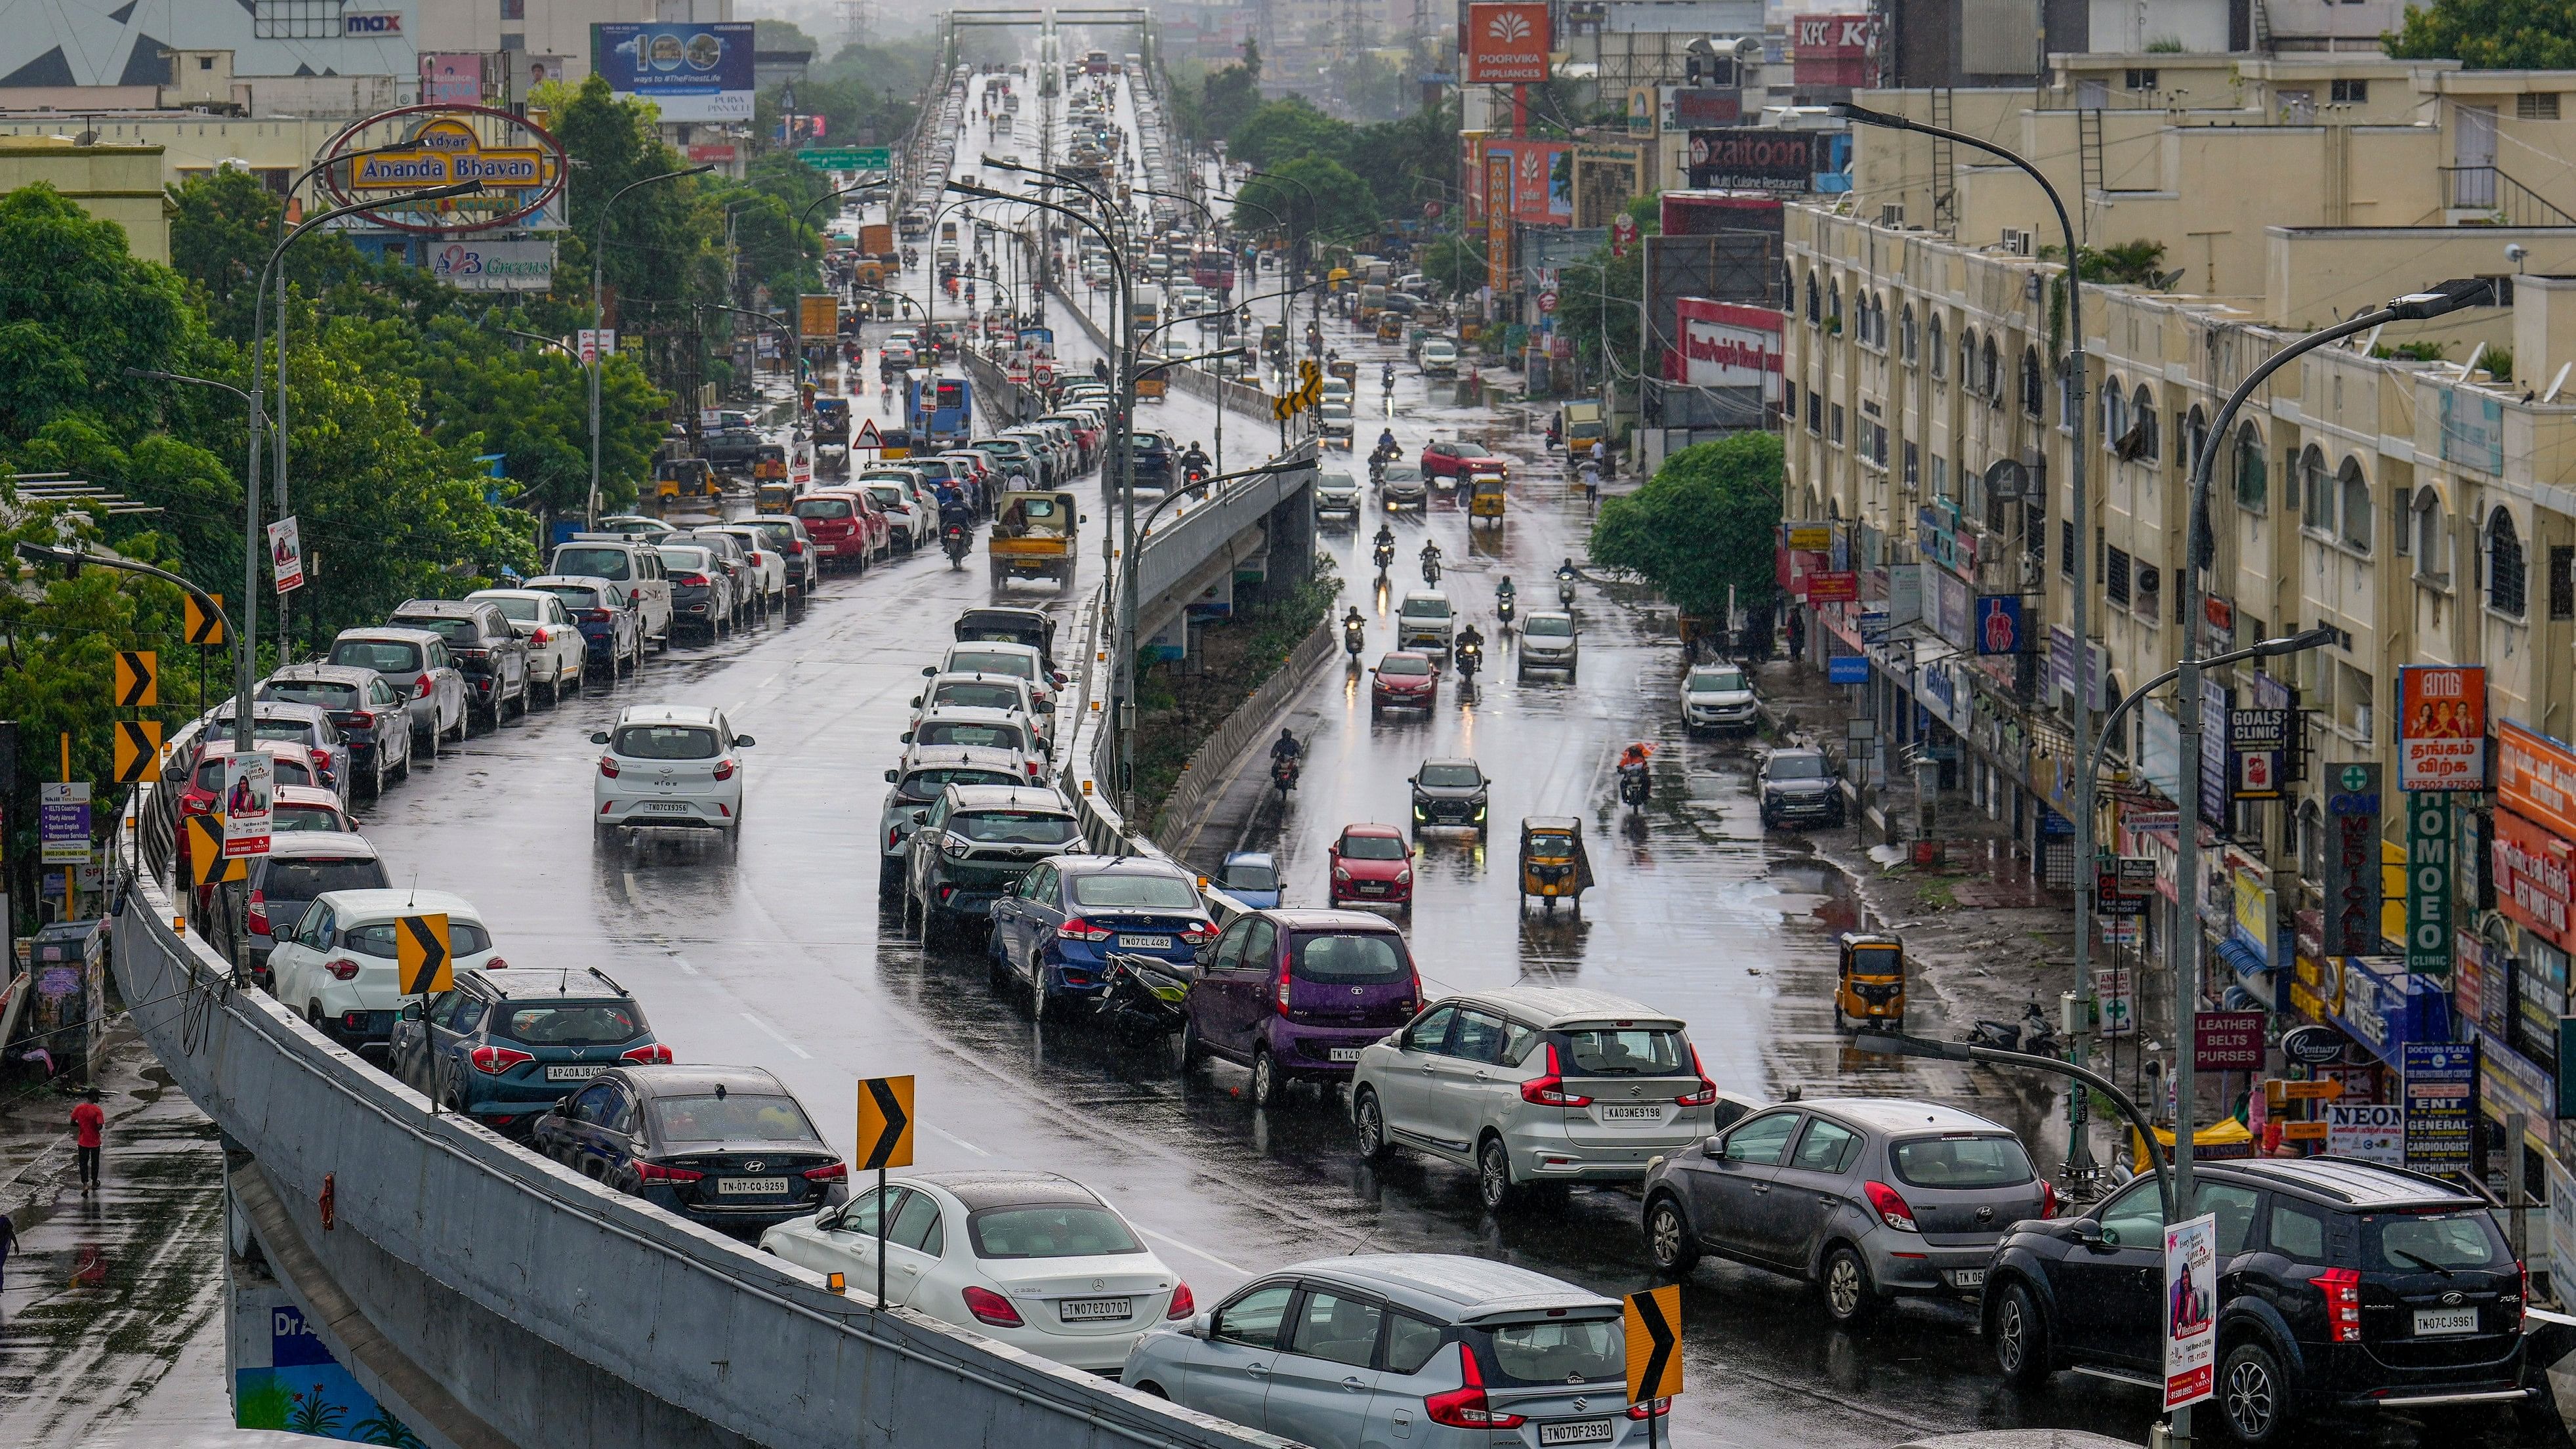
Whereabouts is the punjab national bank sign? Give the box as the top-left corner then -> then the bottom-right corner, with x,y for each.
1672,299 -> 1783,403
1465,3 -> 1551,83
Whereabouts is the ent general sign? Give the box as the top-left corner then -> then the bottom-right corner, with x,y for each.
350,119 -> 546,190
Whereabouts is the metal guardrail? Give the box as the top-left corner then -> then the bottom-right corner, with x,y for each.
1148,615 -> 1337,857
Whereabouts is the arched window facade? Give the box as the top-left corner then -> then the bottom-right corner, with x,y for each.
1960,327 -> 1980,392
1825,282 -> 1842,331
1805,272 -> 1821,326
1899,304 -> 1918,361
2490,507 -> 2527,615
1929,314 -> 1947,377
2232,424 -> 2266,511
1981,337 -> 2000,402
2298,445 -> 2331,529
2411,487 -> 2445,578
2338,458 -> 2373,552
2020,347 -> 2045,417
2103,379 -> 2128,449
2130,385 -> 2159,459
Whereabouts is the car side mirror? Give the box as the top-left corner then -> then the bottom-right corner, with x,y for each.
909,809 -> 928,824
1036,701 -> 1054,714
900,731 -> 913,744
923,665 -> 938,676
884,768 -> 899,783
734,735 -> 755,748
910,695 -> 923,707
400,1001 -> 423,1022
590,731 -> 611,745
2069,1217 -> 2107,1248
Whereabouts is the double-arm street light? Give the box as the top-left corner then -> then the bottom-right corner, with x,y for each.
588,163 -> 717,530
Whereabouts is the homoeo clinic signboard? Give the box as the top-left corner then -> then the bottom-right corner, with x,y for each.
1671,299 -> 1782,403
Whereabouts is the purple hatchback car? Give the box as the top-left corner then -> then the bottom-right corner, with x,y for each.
1178,909 -> 1421,1108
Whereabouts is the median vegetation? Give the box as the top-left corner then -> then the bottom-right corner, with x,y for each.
1129,561 -> 1339,822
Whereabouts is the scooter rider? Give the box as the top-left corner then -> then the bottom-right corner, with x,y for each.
1456,620 -> 1486,658
1270,727 -> 1305,765
1342,605 -> 1367,654
1382,360 -> 1396,390
1376,427 -> 1401,458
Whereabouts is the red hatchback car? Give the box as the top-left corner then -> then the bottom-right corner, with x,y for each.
791,488 -> 889,573
1419,438 -> 1510,481
1327,824 -> 1415,908
1370,650 -> 1438,715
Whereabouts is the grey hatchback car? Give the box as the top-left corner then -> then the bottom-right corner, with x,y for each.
1641,1097 -> 2053,1326
1123,1253 -> 1669,1448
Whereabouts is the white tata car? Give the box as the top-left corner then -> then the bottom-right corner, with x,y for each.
590,705 -> 755,842
760,1169 -> 1188,1374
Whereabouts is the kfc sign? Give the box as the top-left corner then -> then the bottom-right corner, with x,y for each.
1793,14 -> 1878,56
1465,3 -> 1551,83
1672,298 -> 1782,400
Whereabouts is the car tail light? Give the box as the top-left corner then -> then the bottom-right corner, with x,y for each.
1423,1343 -> 1524,1429
802,1161 -> 848,1183
1627,1398 -> 1671,1421
327,958 -> 362,982
1864,1180 -> 1919,1233
2040,1181 -> 2060,1219
1182,919 -> 1220,944
1276,956 -> 1293,1015
2317,1267 -> 2364,1342
247,890 -> 271,936
677,572 -> 709,587
1675,1045 -> 1719,1106
634,1161 -> 703,1185
347,710 -> 374,729
961,1286 -> 1024,1327
621,1043 -> 674,1064
1520,1043 -> 1593,1107
310,747 -> 331,770
585,608 -> 615,622
415,673 -> 434,697
1167,1281 -> 1195,1320
1056,917 -> 1113,942
468,1045 -> 534,1075
341,1011 -> 369,1030
485,957 -> 509,970
713,758 -> 736,781
2520,1261 -> 2531,1333
599,756 -> 621,778
531,627 -> 550,646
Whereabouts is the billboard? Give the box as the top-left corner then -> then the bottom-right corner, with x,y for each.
420,52 -> 484,106
2397,663 -> 2485,791
428,238 -> 556,291
594,22 -> 756,121
1688,130 -> 1826,192
1463,3 -> 1551,83
1672,299 -> 1782,400
1791,13 -> 1879,88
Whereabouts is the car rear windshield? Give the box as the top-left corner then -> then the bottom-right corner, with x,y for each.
1472,1318 -> 1622,1388
501,1003 -> 646,1046
531,585 -> 601,610
865,487 -> 909,508
1070,872 -> 1200,909
2365,1211 -> 2509,1271
329,640 -> 422,674
900,768 -> 1020,799
753,524 -> 799,549
1418,764 -> 1481,788
645,1093 -> 816,1144
274,805 -> 344,833
347,920 -> 493,957
263,858 -> 388,900
953,811 -> 1077,844
263,681 -> 360,710
1378,657 -> 1432,677
966,1204 -> 1144,1259
1340,834 -> 1407,860
1891,1135 -> 2035,1188
235,719 -> 318,744
613,724 -> 720,760
482,597 -> 542,622
919,721 -> 1023,750
1292,932 -> 1408,982
795,498 -> 854,520
935,682 -> 1024,711
1223,860 -> 1279,891
948,650 -> 1034,679
1553,1027 -> 1685,1076
1768,754 -> 1829,780
657,547 -> 713,573
391,616 -> 483,646
552,547 -> 633,581
1688,668 -> 1747,692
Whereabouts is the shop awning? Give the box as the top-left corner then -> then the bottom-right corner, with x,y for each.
2216,936 -> 2274,1010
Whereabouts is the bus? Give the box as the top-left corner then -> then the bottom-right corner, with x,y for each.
1190,248 -> 1237,295
909,373 -> 974,449
1084,50 -> 1112,75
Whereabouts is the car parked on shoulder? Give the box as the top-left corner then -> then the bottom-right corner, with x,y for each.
267,888 -> 505,1053
1758,746 -> 1844,830
1356,988 -> 1722,1212
210,700 -> 352,797
389,967 -> 667,1135
591,705 -> 753,843
1680,662 -> 1759,734
879,747 -> 1031,885
911,671 -> 1053,752
656,544 -> 738,640
1181,909 -> 1419,1107
270,784 -> 357,834
520,575 -> 644,677
989,856 -> 1216,1019
465,588 -> 589,705
259,664 -> 415,791
904,705 -> 1044,779
860,474 -> 936,552
699,526 -> 791,614
547,536 -> 674,652
745,516 -> 821,598
241,833 -> 386,984
1644,1097 -> 2049,1327
1123,1254 -> 1667,1448
667,532 -> 760,627
386,598 -> 531,728
793,489 -> 890,573
530,1065 -> 846,1234
902,782 -> 1084,938
1983,1156 -> 2525,1444
325,626 -> 470,749
763,1170 -> 1188,1373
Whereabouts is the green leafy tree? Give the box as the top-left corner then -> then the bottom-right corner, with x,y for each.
1233,156 -> 1379,252
1541,194 -> 1656,374
0,184 -> 207,444
1349,106 -> 1460,216
1419,232 -> 1487,297
2386,0 -> 2576,68
1228,98 -> 1354,170
552,74 -> 718,329
1589,433 -> 1784,620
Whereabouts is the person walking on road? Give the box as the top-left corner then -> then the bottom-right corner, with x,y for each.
72,1089 -> 104,1192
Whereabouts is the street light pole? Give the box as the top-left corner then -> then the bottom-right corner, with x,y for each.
1836,100 -> 2097,1177
589,165 -> 716,530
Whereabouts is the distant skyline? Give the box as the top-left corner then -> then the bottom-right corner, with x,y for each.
740,0 -> 938,44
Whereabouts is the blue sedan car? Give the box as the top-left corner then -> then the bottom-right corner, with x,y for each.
1218,850 -> 1282,909
523,574 -> 642,675
388,967 -> 669,1133
987,856 -> 1216,1019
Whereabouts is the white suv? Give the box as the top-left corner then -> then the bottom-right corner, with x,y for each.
1349,987 -> 1722,1211
591,705 -> 755,843
270,888 -> 503,1054
1396,591 -> 1455,654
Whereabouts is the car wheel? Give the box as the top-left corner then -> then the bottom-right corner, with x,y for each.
1991,1281 -> 2051,1387
1821,1244 -> 1882,1327
1250,1046 -> 1284,1107
2218,1341 -> 2285,1446
1476,1135 -> 1516,1211
1646,1194 -> 1699,1273
1178,1016 -> 1206,1072
1353,1087 -> 1390,1161
1028,959 -> 1050,1020
392,742 -> 412,782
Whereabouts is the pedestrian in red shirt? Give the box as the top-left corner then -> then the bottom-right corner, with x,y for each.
71,1089 -> 104,1192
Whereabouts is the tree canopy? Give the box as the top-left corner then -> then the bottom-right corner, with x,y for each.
2386,0 -> 2576,68
1589,433 -> 1784,619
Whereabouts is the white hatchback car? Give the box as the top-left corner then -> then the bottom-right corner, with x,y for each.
858,474 -> 936,552
1396,591 -> 1455,654
465,588 -> 589,705
590,705 -> 755,842
760,1169 -> 1188,1374
269,887 -> 503,1054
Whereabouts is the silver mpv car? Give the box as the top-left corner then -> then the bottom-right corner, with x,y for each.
1639,1097 -> 2053,1326
1123,1253 -> 1669,1447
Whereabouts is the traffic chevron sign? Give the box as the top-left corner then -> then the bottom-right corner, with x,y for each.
396,913 -> 452,996
1624,1283 -> 1683,1405
114,650 -> 157,706
112,720 -> 163,784
184,813 -> 245,885
184,593 -> 226,646
856,1074 -> 915,1170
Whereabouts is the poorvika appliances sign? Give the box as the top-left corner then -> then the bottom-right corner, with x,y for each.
1463,3 -> 1550,84
1672,299 -> 1783,402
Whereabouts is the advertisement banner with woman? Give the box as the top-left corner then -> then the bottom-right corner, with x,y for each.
2164,1212 -> 2218,1408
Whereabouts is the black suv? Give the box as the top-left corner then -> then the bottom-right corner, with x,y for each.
388,599 -> 529,726
1985,1156 -> 2528,1444
1127,431 -> 1174,492
1758,746 -> 1844,830
1409,757 -> 1489,835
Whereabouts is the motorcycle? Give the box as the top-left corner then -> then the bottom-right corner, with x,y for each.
1093,952 -> 1196,1040
1457,639 -> 1482,684
1271,753 -> 1300,801
1421,552 -> 1442,587
1182,464 -> 1211,490
1961,1000 -> 2061,1058
1344,619 -> 1365,660
942,524 -> 971,569
1373,540 -> 1394,575
1495,593 -> 1516,631
1617,761 -> 1651,808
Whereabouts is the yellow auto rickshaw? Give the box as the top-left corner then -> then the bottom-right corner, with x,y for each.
1517,816 -> 1595,915
755,481 -> 797,514
1833,933 -> 1907,1030
654,457 -> 716,503
1468,471 -> 1507,524
1134,373 -> 1169,402
751,443 -> 789,483
1376,312 -> 1404,343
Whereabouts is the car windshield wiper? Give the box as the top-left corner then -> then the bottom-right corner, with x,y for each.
2391,1248 -> 2456,1278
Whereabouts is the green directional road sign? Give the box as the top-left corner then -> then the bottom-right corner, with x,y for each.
798,147 -> 890,172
